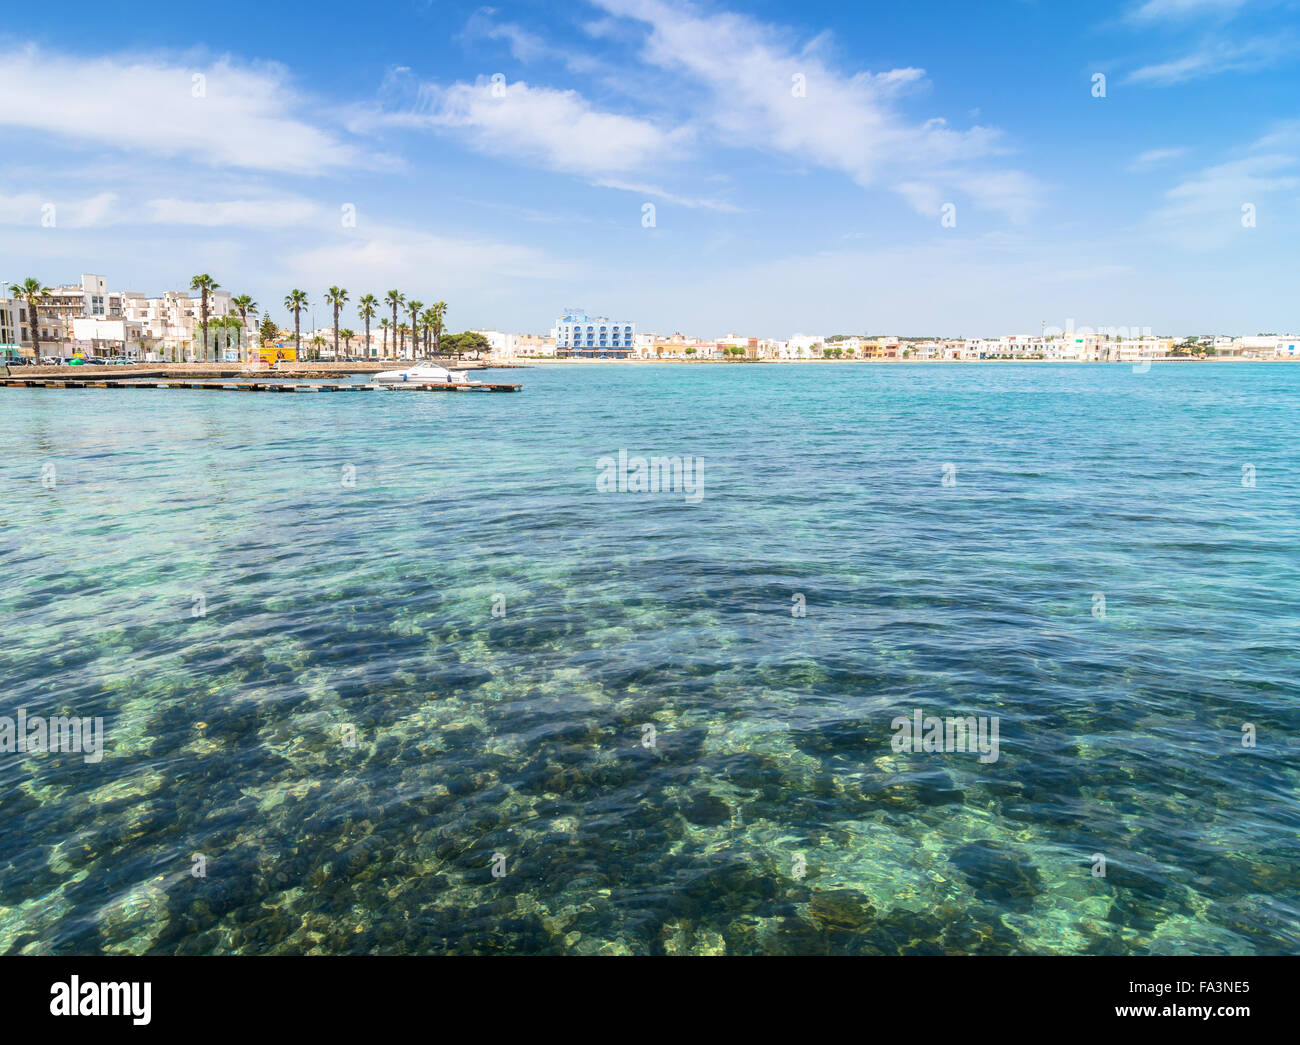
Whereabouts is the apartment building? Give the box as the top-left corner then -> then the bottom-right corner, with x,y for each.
553,309 -> 636,357
119,288 -> 244,358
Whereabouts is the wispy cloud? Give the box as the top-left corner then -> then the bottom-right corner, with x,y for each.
592,178 -> 740,211
458,7 -> 603,73
0,45 -> 372,174
286,225 -> 578,291
144,198 -> 327,227
360,70 -> 691,178
1127,33 -> 1298,84
592,0 -> 1042,222
1128,147 -> 1189,171
1125,0 -> 1251,22
0,191 -> 121,228
1151,121 -> 1300,246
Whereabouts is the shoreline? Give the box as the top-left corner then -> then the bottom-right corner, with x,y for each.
518,356 -> 1296,365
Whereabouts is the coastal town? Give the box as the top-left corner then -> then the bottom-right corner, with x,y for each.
3,274 -> 1298,366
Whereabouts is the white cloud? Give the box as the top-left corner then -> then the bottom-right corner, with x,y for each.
592,0 -> 1041,222
364,73 -> 690,178
0,45 -> 367,173
1127,35 -> 1298,84
285,225 -> 579,292
1151,123 -> 1300,246
0,191 -> 121,227
1128,147 -> 1189,171
144,198 -> 326,227
591,179 -> 740,211
1126,0 -> 1250,21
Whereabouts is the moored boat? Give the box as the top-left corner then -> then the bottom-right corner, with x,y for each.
372,361 -> 475,386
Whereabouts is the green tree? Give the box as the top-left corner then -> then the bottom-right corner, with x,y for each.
441,331 -> 490,358
431,301 -> 447,356
284,290 -> 309,360
358,294 -> 378,359
379,317 -> 391,358
385,290 -> 405,358
189,274 -> 219,362
325,286 -> 348,361
230,294 -> 258,362
406,300 -> 424,357
11,277 -> 48,360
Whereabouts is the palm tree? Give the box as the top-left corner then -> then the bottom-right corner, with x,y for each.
406,300 -> 423,359
189,274 -> 219,362
357,294 -> 378,360
419,308 -> 434,355
310,334 -> 326,360
11,277 -> 49,361
385,290 -> 405,359
324,286 -> 348,361
397,322 -> 411,355
379,317 -> 392,359
230,294 -> 258,363
284,289 -> 309,361
339,328 -> 355,358
431,301 -> 447,358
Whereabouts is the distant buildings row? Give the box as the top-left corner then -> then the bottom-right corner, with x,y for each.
1,274 -> 253,359
3,281 -> 1297,363
489,324 -> 1300,363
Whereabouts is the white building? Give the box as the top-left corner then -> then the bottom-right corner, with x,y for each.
786,335 -> 824,359
553,308 -> 635,357
119,288 -> 246,360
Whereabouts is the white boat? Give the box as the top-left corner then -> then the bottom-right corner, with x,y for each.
372,361 -> 475,386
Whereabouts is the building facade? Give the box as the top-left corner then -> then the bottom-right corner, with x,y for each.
553,309 -> 636,357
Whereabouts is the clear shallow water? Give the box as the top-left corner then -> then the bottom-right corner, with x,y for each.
1,362 -> 1297,955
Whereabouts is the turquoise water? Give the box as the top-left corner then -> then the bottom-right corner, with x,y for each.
1,362 -> 1297,955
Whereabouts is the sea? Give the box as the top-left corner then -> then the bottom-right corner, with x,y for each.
1,362 -> 1296,954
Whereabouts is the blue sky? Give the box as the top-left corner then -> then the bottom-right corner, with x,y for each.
2,0 -> 1297,337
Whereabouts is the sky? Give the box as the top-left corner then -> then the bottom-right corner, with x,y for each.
1,0 -> 1297,338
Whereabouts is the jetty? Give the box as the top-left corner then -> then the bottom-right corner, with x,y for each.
0,376 -> 521,393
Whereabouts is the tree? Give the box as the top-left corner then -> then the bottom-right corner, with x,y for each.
379,317 -> 391,358
310,334 -> 326,360
284,292 -> 309,361
407,300 -> 424,358
358,294 -> 378,359
385,290 -> 405,358
441,331 -> 490,358
190,274 -> 219,362
418,308 -> 431,355
397,322 -> 411,353
431,301 -> 447,357
230,294 -> 258,362
339,328 -> 355,358
11,277 -> 48,360
259,316 -> 278,345
325,286 -> 348,361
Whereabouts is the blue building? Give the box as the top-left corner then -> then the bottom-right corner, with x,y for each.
553,308 -> 635,358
